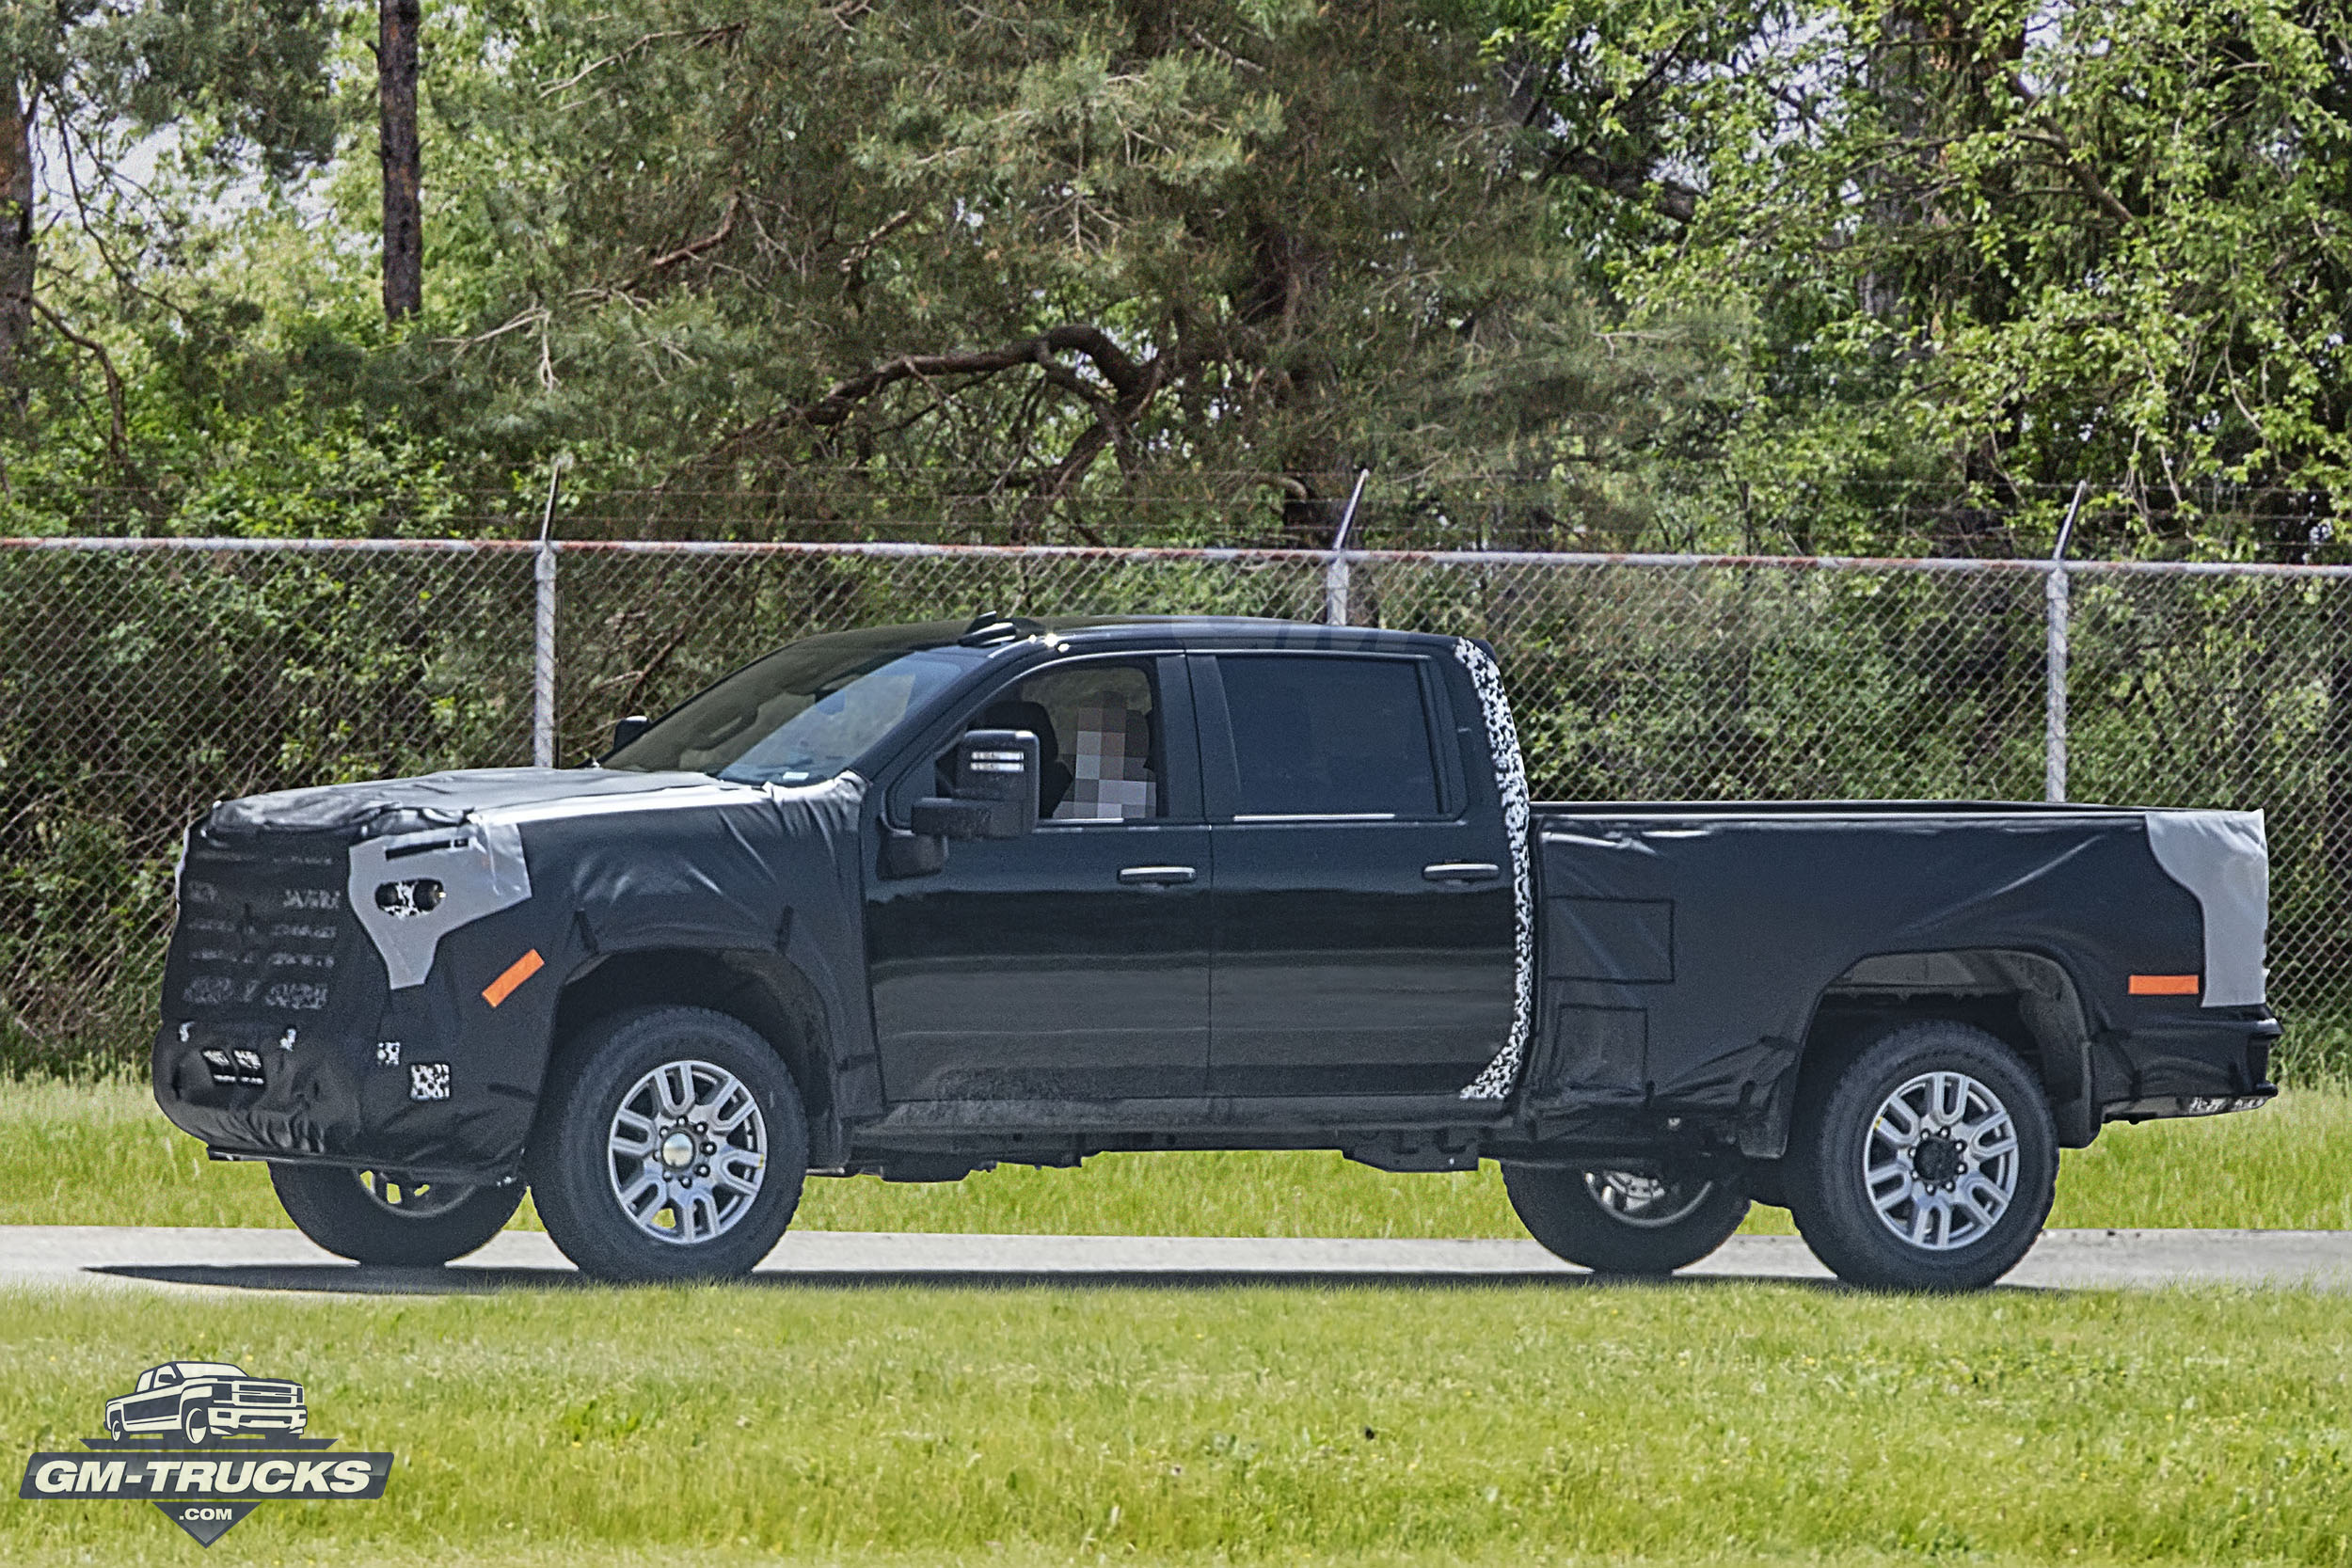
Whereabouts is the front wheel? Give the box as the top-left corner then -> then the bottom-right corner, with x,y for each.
1503,1163 -> 1751,1275
270,1164 -> 523,1267
527,1006 -> 808,1283
180,1402 -> 213,1447
1786,1020 -> 2058,1291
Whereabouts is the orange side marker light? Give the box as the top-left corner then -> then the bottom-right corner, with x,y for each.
2128,974 -> 2200,997
483,948 -> 545,1007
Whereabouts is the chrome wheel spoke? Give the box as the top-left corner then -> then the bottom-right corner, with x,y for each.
707,1084 -> 759,1133
712,1148 -> 764,1196
610,1107 -> 659,1155
1874,1095 -> 1923,1146
1959,1174 -> 2009,1227
617,1169 -> 665,1219
655,1064 -> 695,1118
1966,1125 -> 2018,1161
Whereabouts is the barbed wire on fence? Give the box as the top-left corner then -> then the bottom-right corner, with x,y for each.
5,534 -> 2346,1082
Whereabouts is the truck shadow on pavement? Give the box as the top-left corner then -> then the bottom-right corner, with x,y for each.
88,1262 -> 1859,1295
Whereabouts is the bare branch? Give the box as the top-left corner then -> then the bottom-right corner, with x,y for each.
2008,124 -> 2135,227
666,324 -> 1178,492
646,191 -> 743,273
837,208 -> 915,295
31,298 -> 130,470
434,305 -> 548,350
537,25 -> 748,99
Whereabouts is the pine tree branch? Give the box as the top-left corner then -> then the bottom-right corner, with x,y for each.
30,297 -> 130,470
646,191 -> 743,272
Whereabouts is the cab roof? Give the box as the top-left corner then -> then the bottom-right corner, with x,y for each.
923,613 -> 1463,657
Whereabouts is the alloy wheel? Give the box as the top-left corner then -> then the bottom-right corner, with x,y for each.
605,1059 -> 770,1245
1863,1069 -> 2021,1251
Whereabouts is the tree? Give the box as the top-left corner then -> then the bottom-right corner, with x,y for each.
0,75 -> 32,403
0,0 -> 337,410
405,0 -> 1717,544
378,0 -> 421,320
1496,0 -> 2352,555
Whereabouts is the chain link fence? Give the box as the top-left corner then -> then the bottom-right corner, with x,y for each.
6,536 -> 2348,1080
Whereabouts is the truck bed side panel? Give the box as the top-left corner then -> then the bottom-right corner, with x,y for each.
1529,811 -> 2208,1117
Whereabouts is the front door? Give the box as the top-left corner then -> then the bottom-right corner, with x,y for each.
1200,650 -> 1516,1097
865,654 -> 1211,1101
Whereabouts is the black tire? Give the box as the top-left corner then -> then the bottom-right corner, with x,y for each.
180,1402 -> 212,1447
1502,1163 -> 1751,1275
270,1163 -> 523,1267
1786,1020 -> 2058,1291
527,1006 -> 808,1284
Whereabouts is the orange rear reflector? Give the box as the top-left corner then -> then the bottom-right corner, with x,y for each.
483,948 -> 545,1007
2129,974 -> 2200,997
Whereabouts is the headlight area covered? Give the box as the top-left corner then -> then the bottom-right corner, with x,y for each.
156,768 -> 871,1181
155,803 -> 561,1182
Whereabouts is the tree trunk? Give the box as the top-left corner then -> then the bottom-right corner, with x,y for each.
0,77 -> 34,400
378,0 -> 423,321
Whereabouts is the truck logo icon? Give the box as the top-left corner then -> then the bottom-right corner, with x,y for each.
20,1359 -> 389,1546
105,1361 -> 307,1447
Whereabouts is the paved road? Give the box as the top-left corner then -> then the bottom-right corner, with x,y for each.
4,1224 -> 2352,1295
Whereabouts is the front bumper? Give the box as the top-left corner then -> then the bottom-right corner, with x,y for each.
209,1409 -> 307,1435
154,828 -> 561,1184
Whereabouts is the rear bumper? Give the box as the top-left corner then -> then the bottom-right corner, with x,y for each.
2101,1010 -> 2280,1124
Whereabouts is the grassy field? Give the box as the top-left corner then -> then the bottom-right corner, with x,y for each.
6,1280 -> 2352,1566
8,1075 -> 2352,1237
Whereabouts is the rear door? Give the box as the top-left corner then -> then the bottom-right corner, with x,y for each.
1197,649 -> 1516,1097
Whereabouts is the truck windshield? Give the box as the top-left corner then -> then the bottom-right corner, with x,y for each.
606,629 -> 984,785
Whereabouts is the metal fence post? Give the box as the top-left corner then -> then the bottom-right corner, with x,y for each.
2044,481 -> 2088,802
532,458 -> 564,768
1324,468 -> 1370,626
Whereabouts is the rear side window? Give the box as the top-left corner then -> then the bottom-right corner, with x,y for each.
1217,655 -> 1441,818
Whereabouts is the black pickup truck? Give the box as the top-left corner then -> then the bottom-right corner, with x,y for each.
154,614 -> 2278,1290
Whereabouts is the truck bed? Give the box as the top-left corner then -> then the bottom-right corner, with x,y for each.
1519,799 -> 2272,1151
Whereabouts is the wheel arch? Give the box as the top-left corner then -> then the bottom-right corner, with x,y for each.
548,947 -> 844,1164
1756,948 -> 2098,1160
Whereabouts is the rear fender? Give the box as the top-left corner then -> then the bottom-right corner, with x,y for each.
1747,948 -> 2095,1159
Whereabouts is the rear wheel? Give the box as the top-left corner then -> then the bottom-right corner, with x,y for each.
1503,1163 -> 1750,1275
527,1006 -> 808,1283
1786,1020 -> 2057,1291
270,1164 -> 522,1266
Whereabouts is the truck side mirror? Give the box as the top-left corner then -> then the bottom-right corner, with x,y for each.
610,715 -> 651,752
910,729 -> 1041,842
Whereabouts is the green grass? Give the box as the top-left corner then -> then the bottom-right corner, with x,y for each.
10,1076 -> 2352,1237
7,1281 -> 2352,1566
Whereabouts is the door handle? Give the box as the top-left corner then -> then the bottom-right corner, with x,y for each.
1422,862 -> 1502,883
1118,864 -> 1197,885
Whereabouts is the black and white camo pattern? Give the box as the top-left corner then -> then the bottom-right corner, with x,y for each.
1453,638 -> 1535,1101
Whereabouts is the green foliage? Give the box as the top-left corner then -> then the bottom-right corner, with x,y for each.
1498,0 -> 2352,552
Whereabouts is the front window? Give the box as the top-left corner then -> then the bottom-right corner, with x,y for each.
610,627 -> 986,785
